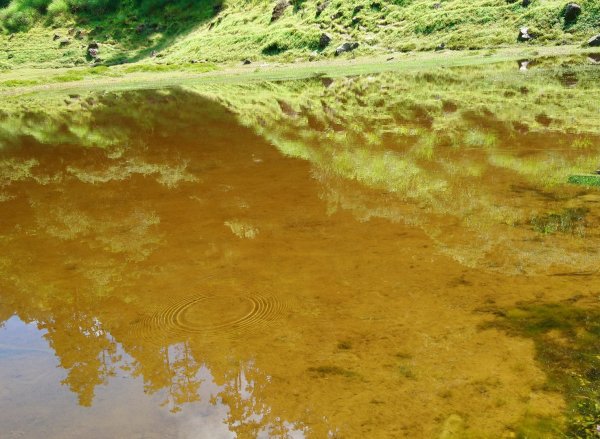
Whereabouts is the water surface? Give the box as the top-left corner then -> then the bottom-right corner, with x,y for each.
1,58 -> 600,438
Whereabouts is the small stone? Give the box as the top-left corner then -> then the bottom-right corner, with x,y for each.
242,59 -> 252,65
435,42 -> 445,51
316,0 -> 330,16
58,38 -> 71,48
53,33 -> 61,41
319,33 -> 332,49
518,59 -> 530,70
517,27 -> 532,42
271,0 -> 291,22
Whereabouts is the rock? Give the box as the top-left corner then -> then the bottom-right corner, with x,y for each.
88,42 -> 99,50
587,34 -> 600,46
564,3 -> 581,21
435,42 -> 445,51
271,0 -> 290,22
335,42 -> 359,56
321,77 -> 334,88
319,33 -> 332,49
242,59 -> 252,65
432,2 -> 442,8
352,16 -> 361,25
588,53 -> 600,63
353,5 -> 364,14
316,0 -> 330,16
517,27 -> 532,42
67,28 -> 76,36
88,48 -> 99,58
331,11 -> 343,20
522,0 -> 531,7
74,29 -> 84,39
53,33 -> 61,41
518,59 -> 530,70
58,38 -> 70,48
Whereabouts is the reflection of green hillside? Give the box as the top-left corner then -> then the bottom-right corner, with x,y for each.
188,60 -> 600,274
1,70 -> 600,436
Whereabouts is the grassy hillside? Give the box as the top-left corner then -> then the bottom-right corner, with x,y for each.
0,0 -> 599,69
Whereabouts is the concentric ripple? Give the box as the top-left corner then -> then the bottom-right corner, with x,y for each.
132,293 -> 287,341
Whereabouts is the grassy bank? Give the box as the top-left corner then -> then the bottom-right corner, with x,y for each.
0,0 -> 599,71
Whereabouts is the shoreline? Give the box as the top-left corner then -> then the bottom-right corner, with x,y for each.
1,44 -> 598,97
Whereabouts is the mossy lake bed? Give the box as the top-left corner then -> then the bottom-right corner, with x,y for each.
0,53 -> 599,438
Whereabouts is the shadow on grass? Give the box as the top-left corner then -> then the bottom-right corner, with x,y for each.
75,0 -> 224,65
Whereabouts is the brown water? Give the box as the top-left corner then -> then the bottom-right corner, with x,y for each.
1,60 -> 600,438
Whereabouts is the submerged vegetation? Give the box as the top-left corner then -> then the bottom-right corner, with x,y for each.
489,301 -> 600,438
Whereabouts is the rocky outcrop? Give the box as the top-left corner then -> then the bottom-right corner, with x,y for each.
335,42 -> 359,56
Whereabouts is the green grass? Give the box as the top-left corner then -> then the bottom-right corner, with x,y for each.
568,174 -> 600,187
1,0 -> 599,70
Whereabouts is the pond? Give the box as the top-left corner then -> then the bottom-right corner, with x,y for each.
0,57 -> 599,438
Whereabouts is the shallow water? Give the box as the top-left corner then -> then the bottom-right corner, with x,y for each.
1,59 -> 600,438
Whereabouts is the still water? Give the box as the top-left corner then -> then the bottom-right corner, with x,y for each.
1,58 -> 599,438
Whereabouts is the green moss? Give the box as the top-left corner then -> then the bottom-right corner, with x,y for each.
568,174 -> 600,188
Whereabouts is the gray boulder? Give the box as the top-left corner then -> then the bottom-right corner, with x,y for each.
335,42 -> 359,56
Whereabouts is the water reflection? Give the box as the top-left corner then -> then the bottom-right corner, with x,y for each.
0,60 -> 599,437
